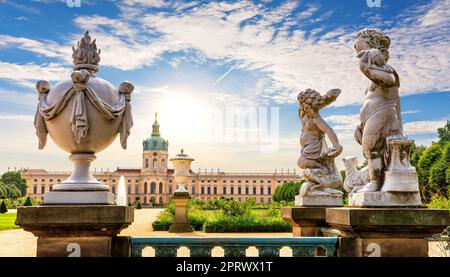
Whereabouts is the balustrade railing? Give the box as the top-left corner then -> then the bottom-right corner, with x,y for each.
130,237 -> 338,257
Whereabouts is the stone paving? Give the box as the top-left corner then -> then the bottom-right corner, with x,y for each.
0,208 -> 446,257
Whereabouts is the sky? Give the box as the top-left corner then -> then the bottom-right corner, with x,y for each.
0,0 -> 448,174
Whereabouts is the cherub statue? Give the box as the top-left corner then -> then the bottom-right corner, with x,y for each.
297,88 -> 343,198
353,28 -> 405,193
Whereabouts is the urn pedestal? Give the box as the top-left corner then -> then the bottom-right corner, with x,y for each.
169,189 -> 193,233
169,149 -> 195,233
16,205 -> 134,257
323,207 -> 449,257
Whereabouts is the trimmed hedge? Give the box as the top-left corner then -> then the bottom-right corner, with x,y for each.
203,215 -> 291,233
152,212 -> 173,231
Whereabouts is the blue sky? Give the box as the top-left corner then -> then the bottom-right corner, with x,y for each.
0,0 -> 448,173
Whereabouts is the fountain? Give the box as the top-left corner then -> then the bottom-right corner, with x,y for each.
116,175 -> 127,206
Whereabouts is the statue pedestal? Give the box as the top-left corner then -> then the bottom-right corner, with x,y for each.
324,207 -> 449,257
16,205 -> 134,257
169,192 -> 193,233
295,193 -> 342,207
349,191 -> 422,207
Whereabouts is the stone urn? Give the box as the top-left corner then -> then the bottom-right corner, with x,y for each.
34,31 -> 134,204
169,149 -> 194,232
170,149 -> 194,188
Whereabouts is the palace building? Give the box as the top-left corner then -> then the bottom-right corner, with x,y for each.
22,115 -> 300,206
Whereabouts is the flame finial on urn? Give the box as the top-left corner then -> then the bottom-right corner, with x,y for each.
72,31 -> 101,73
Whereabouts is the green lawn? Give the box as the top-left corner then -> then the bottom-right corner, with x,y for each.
0,213 -> 19,231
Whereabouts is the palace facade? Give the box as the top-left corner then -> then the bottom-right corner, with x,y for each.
22,116 -> 300,206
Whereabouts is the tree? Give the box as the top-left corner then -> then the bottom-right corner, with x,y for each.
23,196 -> 33,207
429,142 -> 450,196
0,201 -> 7,214
273,181 -> 304,202
136,201 -> 142,209
0,171 -> 27,197
437,120 -> 450,145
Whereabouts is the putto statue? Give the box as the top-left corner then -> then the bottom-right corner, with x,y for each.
345,28 -> 421,206
33,31 -> 134,204
295,88 -> 344,206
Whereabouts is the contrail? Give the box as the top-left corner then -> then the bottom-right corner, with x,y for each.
212,66 -> 235,87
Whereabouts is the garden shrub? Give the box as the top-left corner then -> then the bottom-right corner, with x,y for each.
427,195 -> 450,210
152,211 -> 173,231
0,201 -> 7,214
23,196 -> 33,207
203,215 -> 291,233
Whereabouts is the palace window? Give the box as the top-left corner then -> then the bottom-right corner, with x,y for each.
144,182 -> 148,194
135,185 -> 139,194
268,180 -> 271,183
49,179 -> 53,182
253,186 -> 256,195
245,180 -> 249,183
33,185 -> 37,194
112,179 -> 116,183
223,180 -> 227,183
34,179 -> 37,182
201,187 -> 205,194
153,159 -> 158,171
41,185 -> 45,194
238,187 -> 241,194
213,187 -> 217,194
231,180 -> 234,183
57,179 -> 61,183
222,187 -> 226,194
260,187 -> 264,195
253,180 -> 256,183
245,187 -> 249,195
159,182 -> 163,194
127,185 -> 131,194
207,187 -> 211,194
192,186 -> 195,195
260,197 -> 264,204
49,186 -> 53,191
112,185 -> 116,194
231,187 -> 234,194
260,180 -> 263,183
161,159 -> 165,169
238,180 -> 241,183
268,187 -> 272,195
41,179 -> 45,182
150,182 -> 156,194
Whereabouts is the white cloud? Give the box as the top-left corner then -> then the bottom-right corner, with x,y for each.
0,61 -> 70,87
0,1 -> 447,107
404,120 -> 447,135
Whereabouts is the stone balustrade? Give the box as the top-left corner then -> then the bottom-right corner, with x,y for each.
130,237 -> 338,257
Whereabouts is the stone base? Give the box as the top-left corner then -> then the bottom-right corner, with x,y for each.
295,193 -> 343,207
382,170 -> 420,192
44,191 -> 115,205
169,223 -> 194,233
324,207 -> 450,257
16,205 -> 134,257
349,191 -> 422,207
282,206 -> 335,237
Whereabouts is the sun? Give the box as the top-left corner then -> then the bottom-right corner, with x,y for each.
155,89 -> 211,144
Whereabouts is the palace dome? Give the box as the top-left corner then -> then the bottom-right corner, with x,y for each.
143,113 -> 168,151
